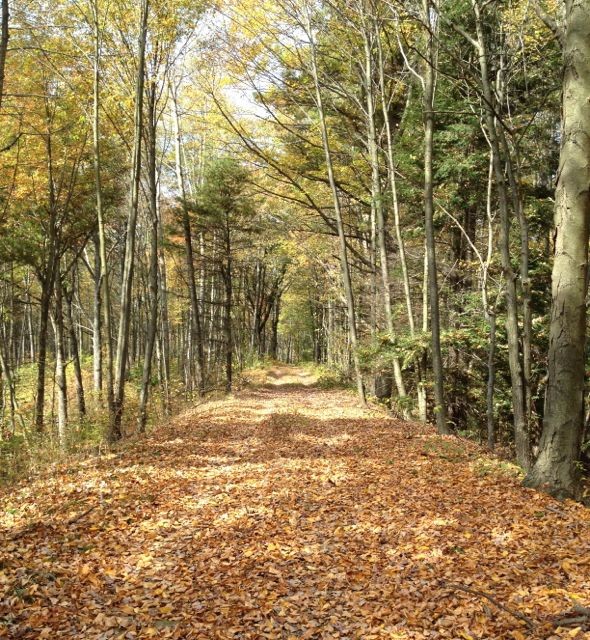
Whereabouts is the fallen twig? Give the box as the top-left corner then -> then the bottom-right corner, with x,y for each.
441,581 -> 535,630
552,604 -> 590,628
553,615 -> 588,627
67,504 -> 98,525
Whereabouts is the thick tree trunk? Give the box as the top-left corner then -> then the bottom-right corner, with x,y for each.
524,0 -> 590,499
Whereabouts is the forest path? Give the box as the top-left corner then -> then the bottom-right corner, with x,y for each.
2,366 -> 590,639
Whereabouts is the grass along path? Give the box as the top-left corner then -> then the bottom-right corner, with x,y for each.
1,366 -> 590,639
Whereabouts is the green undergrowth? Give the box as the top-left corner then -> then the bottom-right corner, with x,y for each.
302,363 -> 349,389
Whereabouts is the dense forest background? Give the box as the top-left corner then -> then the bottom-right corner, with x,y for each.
0,0 -> 588,499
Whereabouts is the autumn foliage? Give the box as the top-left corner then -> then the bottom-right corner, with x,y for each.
1,368 -> 589,639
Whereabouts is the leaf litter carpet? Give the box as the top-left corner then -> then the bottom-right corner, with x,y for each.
1,367 -> 590,639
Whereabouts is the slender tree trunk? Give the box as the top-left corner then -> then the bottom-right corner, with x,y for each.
524,0 -> 590,499
91,0 -> 115,429
92,235 -> 102,393
376,33 -> 415,335
496,58 -> 533,430
362,24 -> 406,397
138,210 -> 159,432
35,131 -> 59,433
0,0 -> 8,113
138,87 -> 160,432
64,280 -> 86,417
223,248 -> 233,393
0,323 -> 19,432
156,198 -> 170,414
306,11 -> 365,404
486,311 -> 497,449
422,0 -> 449,434
270,294 -> 281,360
472,0 -> 529,467
52,273 -> 68,446
484,152 -> 496,450
112,0 -> 149,439
171,83 -> 205,394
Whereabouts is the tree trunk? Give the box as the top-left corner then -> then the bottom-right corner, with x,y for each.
138,86 -> 160,432
306,10 -> 365,404
472,0 -> 529,467
362,23 -> 406,398
112,0 -> 149,439
171,82 -> 205,394
524,0 -> 590,499
92,234 -> 102,393
35,131 -> 59,433
223,250 -> 233,393
64,280 -> 86,417
269,294 -> 281,360
91,0 -> 115,428
0,0 -> 8,113
52,273 -> 68,446
422,0 -> 449,434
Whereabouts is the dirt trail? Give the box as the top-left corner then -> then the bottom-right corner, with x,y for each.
1,366 -> 590,639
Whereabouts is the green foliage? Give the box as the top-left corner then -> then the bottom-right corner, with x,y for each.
193,157 -> 254,227
303,363 -> 348,389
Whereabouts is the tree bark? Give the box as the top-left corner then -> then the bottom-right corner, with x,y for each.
422,0 -> 449,434
138,84 -> 160,432
91,0 -> 115,427
362,20 -> 406,397
0,0 -> 8,113
223,249 -> 233,393
524,0 -> 590,499
92,235 -> 102,393
472,0 -> 529,467
64,279 -> 86,417
34,130 -> 59,432
51,271 -> 68,446
112,0 -> 149,439
306,10 -> 365,404
171,82 -> 205,394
